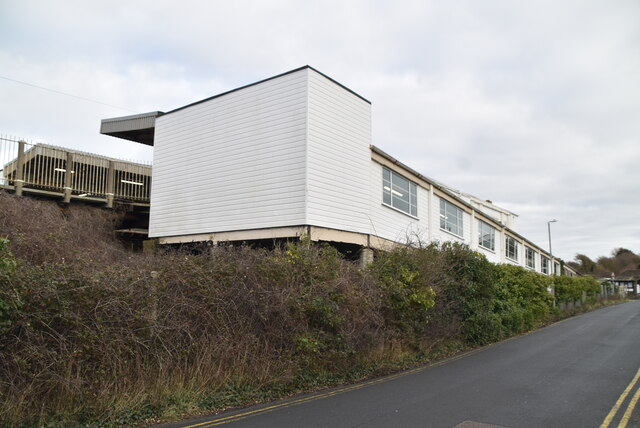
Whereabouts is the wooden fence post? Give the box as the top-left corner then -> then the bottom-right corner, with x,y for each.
15,140 -> 25,196
106,160 -> 115,208
63,151 -> 74,203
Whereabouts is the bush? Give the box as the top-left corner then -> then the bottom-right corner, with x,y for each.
0,192 -> 602,427
554,275 -> 600,303
368,247 -> 436,338
494,265 -> 553,335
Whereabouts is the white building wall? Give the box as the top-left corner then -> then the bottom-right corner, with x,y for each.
367,161 -> 428,245
149,69 -> 309,238
305,69 -> 373,234
145,65 -> 556,272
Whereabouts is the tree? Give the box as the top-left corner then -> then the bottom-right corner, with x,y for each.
612,248 -> 635,258
569,253 -> 596,275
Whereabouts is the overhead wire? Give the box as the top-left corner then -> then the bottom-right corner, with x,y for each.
0,75 -> 139,113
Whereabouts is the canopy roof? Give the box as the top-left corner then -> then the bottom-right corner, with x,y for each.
100,111 -> 164,146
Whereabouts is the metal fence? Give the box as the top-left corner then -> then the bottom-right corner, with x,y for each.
0,135 -> 152,205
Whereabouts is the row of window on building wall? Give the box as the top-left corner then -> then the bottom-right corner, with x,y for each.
382,166 -> 559,274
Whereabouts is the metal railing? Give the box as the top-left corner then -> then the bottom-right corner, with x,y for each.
0,135 -> 152,205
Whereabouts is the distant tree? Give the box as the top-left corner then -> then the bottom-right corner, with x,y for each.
570,253 -> 596,275
590,248 -> 640,277
612,248 -> 635,257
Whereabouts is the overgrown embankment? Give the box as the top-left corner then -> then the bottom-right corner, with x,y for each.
0,192 -> 606,427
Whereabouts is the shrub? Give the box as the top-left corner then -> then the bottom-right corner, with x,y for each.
554,275 -> 600,303
494,265 -> 553,335
0,192 -> 604,427
368,247 -> 436,338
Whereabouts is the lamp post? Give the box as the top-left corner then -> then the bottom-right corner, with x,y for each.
547,219 -> 558,306
548,219 -> 558,275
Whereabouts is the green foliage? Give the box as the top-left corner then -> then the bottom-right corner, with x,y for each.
493,265 -> 553,335
367,242 -> 557,346
438,243 -> 499,344
0,193 -> 612,427
554,275 -> 600,303
369,247 -> 436,335
0,237 -> 16,273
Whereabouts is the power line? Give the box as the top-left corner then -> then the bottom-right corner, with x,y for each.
0,75 -> 139,113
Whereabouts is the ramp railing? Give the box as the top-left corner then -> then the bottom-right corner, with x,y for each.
0,135 -> 152,206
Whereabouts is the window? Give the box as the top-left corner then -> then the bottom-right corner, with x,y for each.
541,256 -> 549,274
440,199 -> 463,237
525,247 -> 536,269
383,167 -> 417,216
478,220 -> 495,251
505,236 -> 518,261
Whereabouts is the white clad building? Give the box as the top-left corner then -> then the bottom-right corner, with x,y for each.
101,66 -> 573,275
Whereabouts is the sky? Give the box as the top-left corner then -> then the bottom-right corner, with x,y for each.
0,0 -> 638,262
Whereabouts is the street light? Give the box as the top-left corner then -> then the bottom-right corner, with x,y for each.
548,219 -> 558,275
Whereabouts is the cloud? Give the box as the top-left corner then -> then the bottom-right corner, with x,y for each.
0,0 -> 638,261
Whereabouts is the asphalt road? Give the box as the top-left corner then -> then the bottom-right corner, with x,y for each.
159,300 -> 640,428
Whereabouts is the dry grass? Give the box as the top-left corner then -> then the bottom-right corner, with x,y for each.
0,192 -> 596,427
0,193 -> 407,427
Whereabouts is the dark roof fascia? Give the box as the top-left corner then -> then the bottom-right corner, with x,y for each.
164,65 -> 371,116
306,66 -> 371,104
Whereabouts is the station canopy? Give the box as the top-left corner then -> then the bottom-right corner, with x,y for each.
100,111 -> 164,146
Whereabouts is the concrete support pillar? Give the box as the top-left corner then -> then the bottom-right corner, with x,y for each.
359,247 -> 374,268
15,140 -> 25,196
208,240 -> 219,257
143,238 -> 159,254
63,151 -> 74,203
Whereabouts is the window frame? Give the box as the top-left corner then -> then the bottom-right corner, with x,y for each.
439,198 -> 464,237
541,256 -> 549,274
478,220 -> 495,251
525,246 -> 536,269
505,235 -> 519,261
382,167 -> 418,217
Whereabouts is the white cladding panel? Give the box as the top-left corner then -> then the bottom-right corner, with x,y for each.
149,70 -> 309,238
305,70 -> 373,233
368,161 -> 428,245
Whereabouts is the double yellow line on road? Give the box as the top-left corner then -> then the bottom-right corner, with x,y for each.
600,367 -> 640,428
